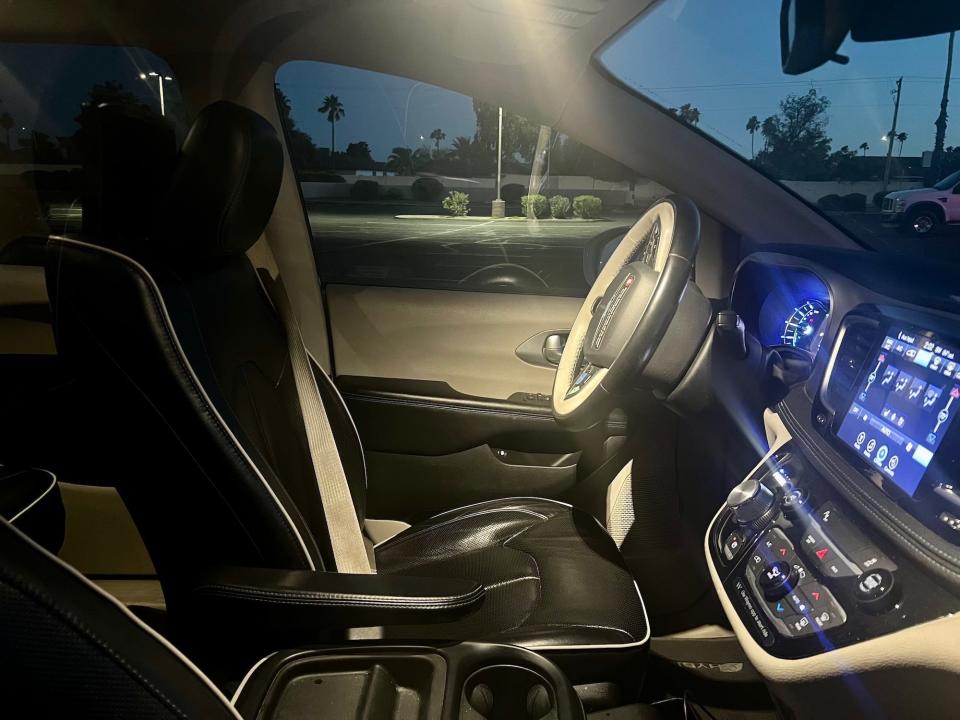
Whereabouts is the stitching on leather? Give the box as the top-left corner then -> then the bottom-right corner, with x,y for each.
1,568 -> 192,719
58,241 -> 314,568
484,576 -> 539,591
779,399 -> 960,580
195,584 -> 484,609
520,622 -> 636,642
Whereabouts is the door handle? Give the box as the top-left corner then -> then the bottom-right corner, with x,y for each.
542,333 -> 567,365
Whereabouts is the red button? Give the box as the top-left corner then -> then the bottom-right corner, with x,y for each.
815,548 -> 830,560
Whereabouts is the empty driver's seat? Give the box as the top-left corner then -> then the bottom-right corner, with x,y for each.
45,101 -> 648,679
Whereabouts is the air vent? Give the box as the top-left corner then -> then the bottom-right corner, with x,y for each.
822,318 -> 880,412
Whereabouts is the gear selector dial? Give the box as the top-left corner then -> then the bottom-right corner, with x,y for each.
727,476 -> 778,533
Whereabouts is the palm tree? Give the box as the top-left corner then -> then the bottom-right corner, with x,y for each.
745,115 -> 760,158
761,116 -> 776,151
386,146 -> 429,176
0,111 -> 14,152
896,131 -> 908,157
933,31 -> 955,180
668,103 -> 701,126
859,142 -> 869,157
429,128 -> 446,154
318,94 -> 345,169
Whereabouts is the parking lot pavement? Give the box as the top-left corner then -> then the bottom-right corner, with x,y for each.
307,210 -> 633,251
828,212 -> 960,265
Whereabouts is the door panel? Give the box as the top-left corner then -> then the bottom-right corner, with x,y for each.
327,288 -> 631,521
328,284 -> 580,400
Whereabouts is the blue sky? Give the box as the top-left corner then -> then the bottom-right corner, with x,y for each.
600,0 -> 958,158
277,0 -> 960,164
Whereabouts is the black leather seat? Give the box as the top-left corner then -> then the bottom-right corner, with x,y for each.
45,101 -> 648,673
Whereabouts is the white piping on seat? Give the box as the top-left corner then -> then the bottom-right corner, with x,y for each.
50,236 -> 317,571
230,651 -> 277,705
5,521 -> 244,719
8,469 -> 58,524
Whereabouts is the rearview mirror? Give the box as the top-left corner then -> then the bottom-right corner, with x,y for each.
779,0 -> 852,75
780,0 -> 960,75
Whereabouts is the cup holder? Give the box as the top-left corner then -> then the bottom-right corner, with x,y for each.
460,665 -> 558,720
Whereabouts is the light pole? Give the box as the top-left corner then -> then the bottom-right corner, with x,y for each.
139,71 -> 174,116
881,76 -> 902,193
492,106 -> 505,218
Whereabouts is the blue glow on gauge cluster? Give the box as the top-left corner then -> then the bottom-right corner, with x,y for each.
757,270 -> 831,351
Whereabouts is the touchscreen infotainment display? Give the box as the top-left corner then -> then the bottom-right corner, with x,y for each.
836,325 -> 960,496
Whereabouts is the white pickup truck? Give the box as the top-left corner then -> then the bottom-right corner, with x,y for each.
881,168 -> 960,236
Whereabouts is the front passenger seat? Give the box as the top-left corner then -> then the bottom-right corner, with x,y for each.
46,101 -> 648,676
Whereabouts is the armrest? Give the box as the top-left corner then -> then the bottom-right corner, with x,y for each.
184,566 -> 485,633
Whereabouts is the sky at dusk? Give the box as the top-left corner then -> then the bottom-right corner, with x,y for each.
0,1 -> 957,169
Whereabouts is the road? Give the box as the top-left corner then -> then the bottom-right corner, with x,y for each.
826,211 -> 960,265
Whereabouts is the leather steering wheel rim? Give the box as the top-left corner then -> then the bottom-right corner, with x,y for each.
551,195 -> 701,430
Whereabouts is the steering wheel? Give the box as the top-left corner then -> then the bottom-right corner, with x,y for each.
552,195 -> 701,429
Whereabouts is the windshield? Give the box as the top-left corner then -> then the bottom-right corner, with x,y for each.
933,168 -> 960,190
599,0 -> 960,266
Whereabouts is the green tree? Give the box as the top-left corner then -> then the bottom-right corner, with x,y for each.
756,89 -> 832,180
746,115 -> 760,158
385,146 -> 429,175
472,100 -> 539,165
932,31 -> 955,180
429,128 -> 446,154
318,94 -> 345,169
275,86 -> 318,171
859,141 -> 869,157
669,103 -> 701,126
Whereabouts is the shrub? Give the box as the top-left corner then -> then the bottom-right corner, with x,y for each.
521,194 -> 550,218
549,195 -> 572,219
817,194 -> 843,211
500,183 -> 525,203
350,179 -> 379,200
442,190 -> 470,216
411,176 -> 444,201
573,195 -> 602,219
842,193 -> 866,212
873,190 -> 888,209
380,187 -> 404,200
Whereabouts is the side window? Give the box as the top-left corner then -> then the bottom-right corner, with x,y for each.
276,61 -> 668,297
0,43 -> 188,254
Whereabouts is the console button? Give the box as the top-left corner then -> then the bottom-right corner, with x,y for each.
759,530 -> 794,564
781,486 -> 810,519
855,569 -> 899,614
785,614 -> 816,637
722,529 -> 747,562
799,525 -> 858,578
758,560 -> 798,600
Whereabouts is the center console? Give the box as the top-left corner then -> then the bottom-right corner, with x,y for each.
231,642 -> 585,720
707,309 -> 960,660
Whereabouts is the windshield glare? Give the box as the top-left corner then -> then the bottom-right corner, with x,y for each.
599,0 -> 960,267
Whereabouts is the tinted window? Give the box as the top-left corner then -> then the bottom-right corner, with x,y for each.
0,43 -> 187,253
276,61 -> 670,297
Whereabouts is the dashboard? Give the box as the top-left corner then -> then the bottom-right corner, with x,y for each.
731,262 -> 831,354
709,248 -> 960,685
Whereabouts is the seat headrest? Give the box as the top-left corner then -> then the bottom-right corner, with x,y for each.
153,101 -> 283,262
79,102 -> 178,251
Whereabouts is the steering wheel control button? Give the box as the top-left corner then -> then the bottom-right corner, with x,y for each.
758,560 -> 797,600
855,569 -> 899,614
727,477 -> 778,532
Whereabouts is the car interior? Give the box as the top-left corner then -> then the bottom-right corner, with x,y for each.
3,1 -> 960,718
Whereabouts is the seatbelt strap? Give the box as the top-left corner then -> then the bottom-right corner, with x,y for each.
266,276 -> 372,575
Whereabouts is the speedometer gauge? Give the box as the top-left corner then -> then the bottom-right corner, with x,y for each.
781,300 -> 828,350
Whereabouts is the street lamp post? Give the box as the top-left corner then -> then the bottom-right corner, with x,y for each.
491,106 -> 505,218
139,71 -> 174,116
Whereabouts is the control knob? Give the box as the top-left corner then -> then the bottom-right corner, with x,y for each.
727,476 -> 778,533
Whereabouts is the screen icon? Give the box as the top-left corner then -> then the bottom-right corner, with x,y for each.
893,370 -> 913,396
907,377 -> 928,404
930,355 -> 944,372
883,337 -> 895,351
914,348 -> 933,367
880,366 -> 898,389
923,384 -> 943,411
